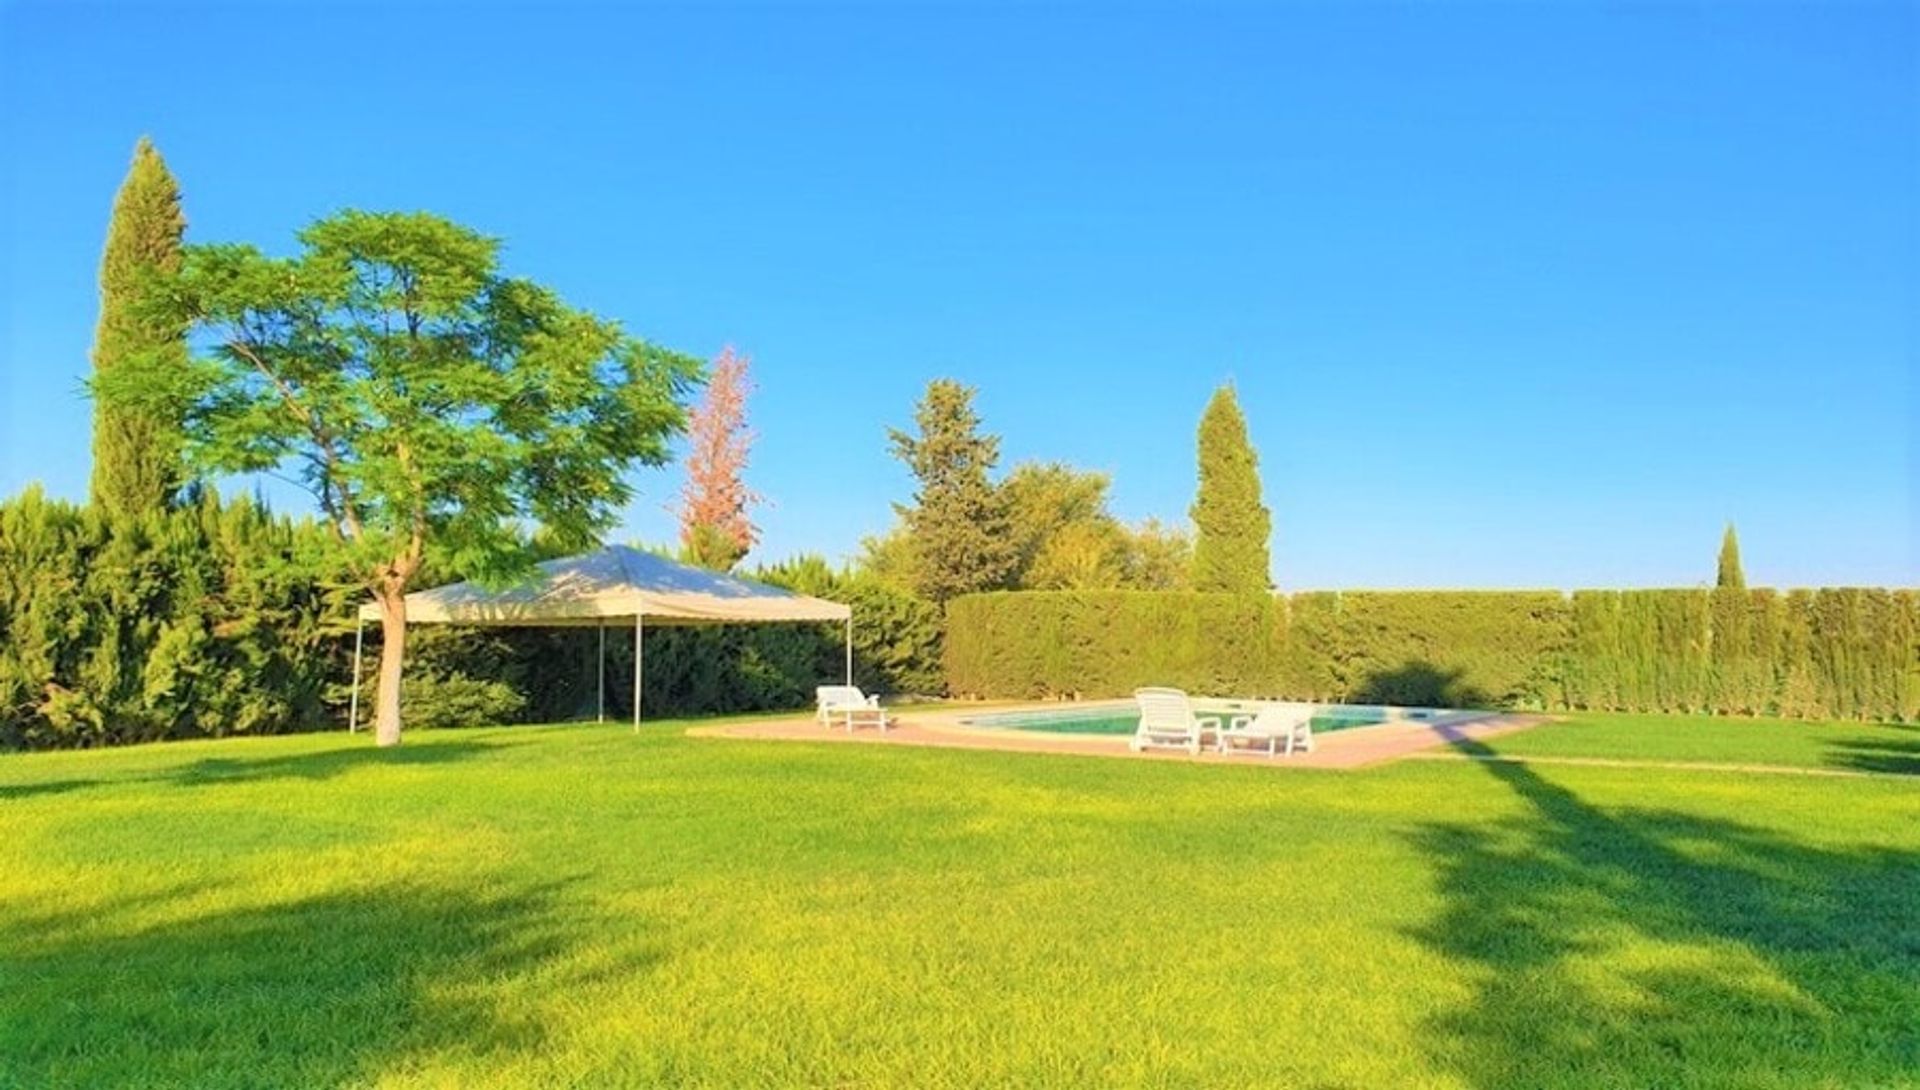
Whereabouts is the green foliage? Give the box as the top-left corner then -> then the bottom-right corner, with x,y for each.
0,486 -> 350,749
399,675 -> 526,729
89,137 -> 187,518
947,587 -> 1918,720
945,591 -> 1281,699
886,380 -> 1017,603
1717,524 -> 1746,590
1189,385 -> 1271,593
96,208 -> 699,743
1118,518 -> 1193,590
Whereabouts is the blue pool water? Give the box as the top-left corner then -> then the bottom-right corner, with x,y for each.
960,704 -> 1401,736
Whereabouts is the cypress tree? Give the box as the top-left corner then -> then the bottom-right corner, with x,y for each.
89,137 -> 187,518
1189,384 -> 1271,593
886,380 -> 1017,604
1716,524 -> 1745,589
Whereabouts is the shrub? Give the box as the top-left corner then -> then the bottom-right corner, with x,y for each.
400,674 -> 527,729
944,586 -> 1918,721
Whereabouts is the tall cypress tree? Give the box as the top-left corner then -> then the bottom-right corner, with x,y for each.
89,137 -> 187,518
886,379 -> 1016,604
1190,384 -> 1271,593
1716,524 -> 1745,590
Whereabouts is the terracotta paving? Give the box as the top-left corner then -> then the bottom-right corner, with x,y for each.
687,705 -> 1551,770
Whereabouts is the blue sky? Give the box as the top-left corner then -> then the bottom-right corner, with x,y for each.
2,2 -> 1913,589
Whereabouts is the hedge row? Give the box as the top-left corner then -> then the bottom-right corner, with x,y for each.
945,588 -> 1920,721
1,483 -> 949,749
0,487 -> 352,749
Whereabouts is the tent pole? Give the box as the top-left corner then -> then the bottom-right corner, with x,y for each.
597,622 -> 606,723
348,616 -> 365,732
632,614 -> 643,732
844,615 -> 853,685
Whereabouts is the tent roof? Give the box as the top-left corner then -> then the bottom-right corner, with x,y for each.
357,545 -> 851,627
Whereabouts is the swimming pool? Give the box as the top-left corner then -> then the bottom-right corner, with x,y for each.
959,703 -> 1405,736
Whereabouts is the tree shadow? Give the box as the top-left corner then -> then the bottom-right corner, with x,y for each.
0,738 -> 510,801
0,875 -> 661,1088
1824,735 -> 1920,776
1407,740 -> 1919,1087
1351,661 -> 1488,709
165,738 -> 509,789
0,778 -> 101,801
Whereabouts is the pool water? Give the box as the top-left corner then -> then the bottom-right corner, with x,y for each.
961,705 -> 1392,736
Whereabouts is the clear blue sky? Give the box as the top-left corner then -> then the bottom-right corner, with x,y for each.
2,2 -> 1914,589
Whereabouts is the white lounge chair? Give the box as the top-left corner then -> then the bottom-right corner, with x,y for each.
816,685 -> 889,733
1217,703 -> 1316,757
1130,688 -> 1220,755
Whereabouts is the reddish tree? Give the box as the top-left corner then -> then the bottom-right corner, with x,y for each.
677,346 -> 760,570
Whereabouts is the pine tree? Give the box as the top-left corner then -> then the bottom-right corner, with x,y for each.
1189,384 -> 1271,593
89,137 -> 187,518
886,380 -> 1016,603
1712,523 -> 1754,711
1716,524 -> 1745,590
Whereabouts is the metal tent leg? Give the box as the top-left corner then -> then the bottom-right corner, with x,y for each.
597,622 -> 606,723
844,616 -> 853,685
641,614 -> 656,733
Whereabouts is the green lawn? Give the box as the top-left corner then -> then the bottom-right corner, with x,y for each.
2,713 -> 1916,1089
1467,711 -> 1920,774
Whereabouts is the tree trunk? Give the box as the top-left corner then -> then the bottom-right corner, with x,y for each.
374,587 -> 407,747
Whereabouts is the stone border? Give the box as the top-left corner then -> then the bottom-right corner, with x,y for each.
687,703 -> 1551,770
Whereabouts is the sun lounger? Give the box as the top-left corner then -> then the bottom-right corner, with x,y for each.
1216,703 -> 1316,757
816,685 -> 889,733
1130,687 -> 1221,755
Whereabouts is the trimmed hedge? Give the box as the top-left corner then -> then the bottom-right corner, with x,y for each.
945,588 -> 1920,721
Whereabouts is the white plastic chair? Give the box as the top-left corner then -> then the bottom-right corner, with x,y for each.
1130,688 -> 1219,755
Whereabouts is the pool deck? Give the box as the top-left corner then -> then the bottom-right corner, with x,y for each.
688,704 -> 1550,770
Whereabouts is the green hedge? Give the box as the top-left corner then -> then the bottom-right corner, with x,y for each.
945,588 -> 1920,721
0,486 -> 352,748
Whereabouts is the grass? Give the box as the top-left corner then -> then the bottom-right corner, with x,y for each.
2,712 -> 1916,1088
1466,711 -> 1920,774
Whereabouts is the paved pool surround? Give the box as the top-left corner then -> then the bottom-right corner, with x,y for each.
688,703 -> 1549,770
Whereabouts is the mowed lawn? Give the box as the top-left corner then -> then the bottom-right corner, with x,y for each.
2,713 -> 1916,1089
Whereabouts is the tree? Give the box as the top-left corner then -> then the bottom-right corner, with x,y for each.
1120,518 -> 1193,590
1027,519 -> 1126,589
100,210 -> 697,746
886,380 -> 1016,603
1717,524 -> 1745,590
1001,461 -> 1117,585
676,345 -> 759,571
1189,384 -> 1271,593
89,137 -> 188,518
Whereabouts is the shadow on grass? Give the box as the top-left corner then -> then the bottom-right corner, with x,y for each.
1,737 -> 510,801
1825,733 -> 1920,776
1408,739 -> 1920,1088
0,876 -> 653,1088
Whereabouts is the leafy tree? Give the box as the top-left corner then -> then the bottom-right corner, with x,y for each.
1027,519 -> 1126,589
89,137 -> 188,518
1189,384 -> 1271,593
676,345 -> 759,571
1002,462 -> 1116,581
1119,518 -> 1193,590
886,380 -> 1016,603
853,526 -> 920,592
99,210 -> 696,746
1717,524 -> 1745,590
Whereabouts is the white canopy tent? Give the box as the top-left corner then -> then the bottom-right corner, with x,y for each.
351,545 -> 853,730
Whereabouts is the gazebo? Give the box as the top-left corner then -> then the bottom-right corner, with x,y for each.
351,545 -> 853,730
